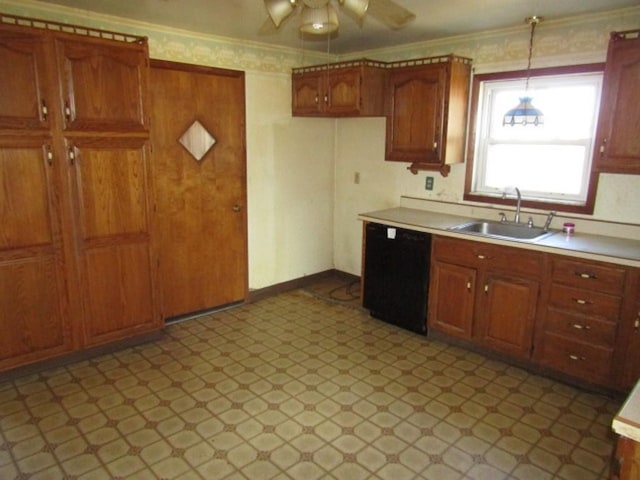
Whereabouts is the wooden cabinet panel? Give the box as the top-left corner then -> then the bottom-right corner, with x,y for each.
615,269 -> 640,391
0,259 -> 69,362
0,28 -> 51,130
0,137 -> 72,368
82,243 -> 155,344
69,137 -> 159,344
70,137 -> 150,240
545,308 -> 617,347
477,273 -> 539,358
56,37 -> 148,132
386,65 -> 442,163
595,30 -> 640,174
292,71 -> 324,115
429,261 -> 475,339
551,257 -> 626,294
539,332 -> 613,383
549,285 -> 622,321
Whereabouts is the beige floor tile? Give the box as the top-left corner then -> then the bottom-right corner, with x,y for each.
0,280 -> 619,480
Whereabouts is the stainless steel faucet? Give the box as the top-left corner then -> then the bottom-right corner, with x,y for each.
543,211 -> 556,231
513,187 -> 522,223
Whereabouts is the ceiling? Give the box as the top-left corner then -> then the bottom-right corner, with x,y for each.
35,0 -> 639,54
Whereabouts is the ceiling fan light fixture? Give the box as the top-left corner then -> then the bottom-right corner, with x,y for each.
265,0 -> 298,28
339,0 -> 369,18
300,4 -> 339,34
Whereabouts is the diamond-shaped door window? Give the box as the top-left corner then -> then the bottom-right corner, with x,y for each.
179,120 -> 216,162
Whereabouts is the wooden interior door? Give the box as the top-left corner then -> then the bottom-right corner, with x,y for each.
150,61 -> 247,319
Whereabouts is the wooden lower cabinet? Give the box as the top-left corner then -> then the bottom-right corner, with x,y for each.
534,256 -> 626,388
476,272 -> 539,358
611,436 -> 640,480
429,261 -> 475,338
429,236 -> 543,360
429,235 -> 639,392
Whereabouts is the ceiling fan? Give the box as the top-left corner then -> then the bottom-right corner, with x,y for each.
263,0 -> 416,35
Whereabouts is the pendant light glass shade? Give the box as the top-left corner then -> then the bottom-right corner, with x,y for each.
265,0 -> 297,27
300,4 -> 339,33
339,0 -> 369,18
503,97 -> 544,126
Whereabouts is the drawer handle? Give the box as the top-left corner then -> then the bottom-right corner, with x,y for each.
568,354 -> 586,361
477,254 -> 487,260
572,323 -> 591,330
573,298 -> 591,305
575,271 -> 597,280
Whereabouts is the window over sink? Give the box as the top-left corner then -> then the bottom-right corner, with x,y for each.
464,64 -> 604,214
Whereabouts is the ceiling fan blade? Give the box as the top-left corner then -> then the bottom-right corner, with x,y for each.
338,0 -> 369,19
367,0 -> 416,29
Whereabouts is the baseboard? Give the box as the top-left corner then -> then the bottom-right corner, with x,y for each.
247,269 -> 359,303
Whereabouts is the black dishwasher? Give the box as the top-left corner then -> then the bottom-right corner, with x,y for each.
363,222 -> 431,334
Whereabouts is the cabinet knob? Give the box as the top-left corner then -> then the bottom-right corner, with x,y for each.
41,100 -> 48,121
477,254 -> 486,260
232,204 -> 242,212
466,281 -> 472,291
568,354 -> 586,361
576,271 -> 597,279
315,95 -> 319,104
572,323 -> 590,331
573,298 -> 591,305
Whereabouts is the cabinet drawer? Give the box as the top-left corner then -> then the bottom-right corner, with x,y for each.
545,308 -> 618,347
433,236 -> 543,277
549,284 -> 622,321
540,332 -> 613,383
551,258 -> 626,294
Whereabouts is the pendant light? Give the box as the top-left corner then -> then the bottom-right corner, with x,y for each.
503,16 -> 544,127
300,3 -> 339,34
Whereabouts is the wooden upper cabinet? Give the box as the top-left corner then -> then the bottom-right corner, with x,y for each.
292,70 -> 324,115
385,56 -> 472,177
292,60 -> 387,117
55,36 -> 149,132
0,28 -> 52,130
594,30 -> 640,174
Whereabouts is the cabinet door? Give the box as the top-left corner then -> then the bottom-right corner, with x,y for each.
68,137 -> 159,345
292,72 -> 324,115
428,261 -> 475,339
595,33 -> 640,174
0,28 -> 51,130
0,137 -> 72,369
476,273 -> 539,358
56,37 -> 148,132
385,65 -> 444,163
326,67 -> 361,115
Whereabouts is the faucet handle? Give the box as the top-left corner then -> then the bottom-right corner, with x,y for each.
527,216 -> 534,228
498,212 -> 507,223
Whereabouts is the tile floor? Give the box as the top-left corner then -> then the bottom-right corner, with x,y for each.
0,279 -> 621,480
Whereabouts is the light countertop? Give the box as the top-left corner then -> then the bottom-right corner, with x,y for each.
358,207 -> 640,268
613,380 -> 640,443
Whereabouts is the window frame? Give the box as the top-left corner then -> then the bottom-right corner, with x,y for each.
464,63 -> 605,215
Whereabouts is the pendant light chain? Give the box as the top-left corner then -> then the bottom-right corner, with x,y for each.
524,16 -> 540,92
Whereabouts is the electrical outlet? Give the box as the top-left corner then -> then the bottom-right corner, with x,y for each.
425,176 -> 434,190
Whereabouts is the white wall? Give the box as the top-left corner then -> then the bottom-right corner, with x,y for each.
245,72 -> 335,289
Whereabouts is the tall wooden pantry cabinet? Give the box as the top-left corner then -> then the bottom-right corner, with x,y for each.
0,15 -> 160,373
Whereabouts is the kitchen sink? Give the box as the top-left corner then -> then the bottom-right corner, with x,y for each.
449,220 -> 556,241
